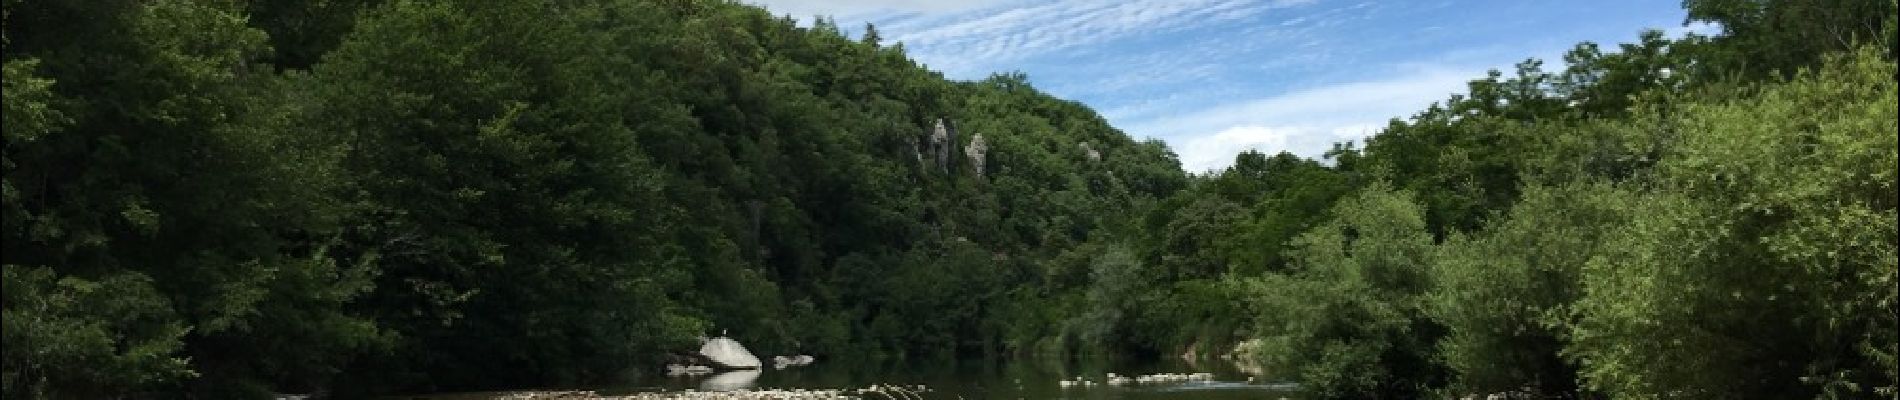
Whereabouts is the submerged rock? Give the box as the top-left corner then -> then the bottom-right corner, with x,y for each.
771,354 -> 816,369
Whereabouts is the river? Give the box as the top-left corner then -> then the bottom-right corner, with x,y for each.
411,356 -> 1304,399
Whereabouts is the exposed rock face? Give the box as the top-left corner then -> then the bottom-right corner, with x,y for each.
929,119 -> 950,172
698,337 -> 761,369
965,133 -> 988,176
944,119 -> 959,171
910,136 -> 924,168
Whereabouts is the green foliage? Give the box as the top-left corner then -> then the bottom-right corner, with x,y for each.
1,266 -> 192,398
1,59 -> 65,234
4,0 -> 1894,398
1111,3 -> 1895,399
311,0 -> 708,389
1226,151 -> 1359,274
1244,184 -> 1444,398
1556,30 -> 1690,119
1353,60 -> 1569,237
4,0 -> 379,397
1428,183 -> 1634,396
295,0 -> 1176,390
1566,48 -> 1898,399
1681,0 -> 1897,80
245,0 -> 385,70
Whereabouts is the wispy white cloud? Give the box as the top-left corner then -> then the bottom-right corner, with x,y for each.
1124,65 -> 1478,172
752,0 -> 1691,173
1174,124 -> 1380,172
878,0 -> 1319,77
743,0 -> 1021,20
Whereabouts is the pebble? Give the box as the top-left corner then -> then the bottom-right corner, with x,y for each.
1057,371 -> 1217,388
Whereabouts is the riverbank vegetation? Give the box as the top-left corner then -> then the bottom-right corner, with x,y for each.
3,0 -> 1894,399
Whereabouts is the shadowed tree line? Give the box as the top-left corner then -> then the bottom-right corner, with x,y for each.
2,0 -> 1181,397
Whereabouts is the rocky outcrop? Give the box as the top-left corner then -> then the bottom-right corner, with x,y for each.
910,136 -> 925,169
771,354 -> 815,369
928,119 -> 951,173
944,119 -> 959,171
965,133 -> 988,176
698,337 -> 761,369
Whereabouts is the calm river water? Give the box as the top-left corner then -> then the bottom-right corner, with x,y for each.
419,356 -> 1305,399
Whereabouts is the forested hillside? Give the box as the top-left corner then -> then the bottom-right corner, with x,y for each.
3,0 -> 1895,399
3,0 -> 1181,397
1104,0 -> 1897,398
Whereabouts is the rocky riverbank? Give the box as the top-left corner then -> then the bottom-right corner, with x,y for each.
490,384 -> 932,400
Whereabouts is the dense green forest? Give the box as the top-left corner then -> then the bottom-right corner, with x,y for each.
1,0 -> 1894,399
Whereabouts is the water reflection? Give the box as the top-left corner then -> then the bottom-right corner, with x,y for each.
697,369 -> 760,391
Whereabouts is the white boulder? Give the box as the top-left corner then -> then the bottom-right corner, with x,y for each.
698,337 -> 761,369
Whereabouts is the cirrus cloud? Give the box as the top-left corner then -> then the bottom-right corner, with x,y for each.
750,0 -> 1693,172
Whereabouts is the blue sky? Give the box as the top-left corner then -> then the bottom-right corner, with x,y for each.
747,0 -> 1711,172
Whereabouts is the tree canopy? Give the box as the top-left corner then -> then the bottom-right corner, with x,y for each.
2,0 -> 1893,399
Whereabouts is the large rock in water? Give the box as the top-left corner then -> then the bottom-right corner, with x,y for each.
698,337 -> 761,369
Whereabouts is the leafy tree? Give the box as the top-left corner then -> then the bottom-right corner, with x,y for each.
1681,0 -> 1897,80
1428,182 -> 1634,396
1245,184 -> 1444,398
1567,48 -> 1897,399
310,0 -> 708,391
8,0 -> 1891,398
1557,30 -> 1690,119
3,1 -> 376,396
1,267 -> 192,398
246,0 -> 385,70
